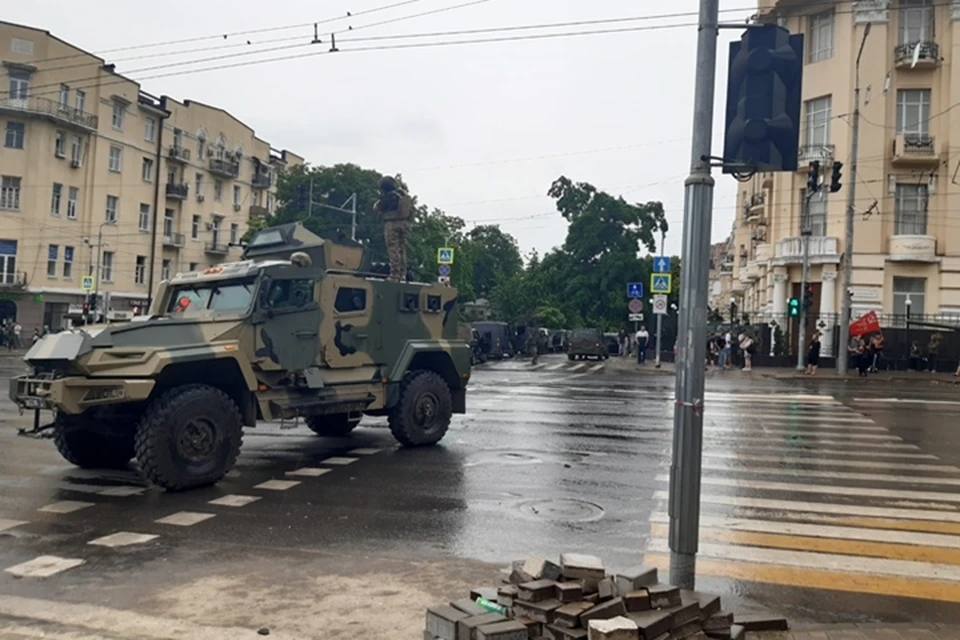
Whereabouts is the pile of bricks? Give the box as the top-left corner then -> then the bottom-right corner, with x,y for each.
424,553 -> 787,640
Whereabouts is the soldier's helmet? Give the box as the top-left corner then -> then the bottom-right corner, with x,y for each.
378,176 -> 398,192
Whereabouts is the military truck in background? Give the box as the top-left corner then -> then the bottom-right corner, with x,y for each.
10,223 -> 471,491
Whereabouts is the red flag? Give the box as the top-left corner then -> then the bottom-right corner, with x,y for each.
850,310 -> 880,337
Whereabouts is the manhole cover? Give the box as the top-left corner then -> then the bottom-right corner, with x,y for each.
517,498 -> 605,523
464,450 -> 584,467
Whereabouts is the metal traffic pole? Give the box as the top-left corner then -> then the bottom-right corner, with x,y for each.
668,0 -> 718,590
796,188 -> 813,371
655,230 -> 666,368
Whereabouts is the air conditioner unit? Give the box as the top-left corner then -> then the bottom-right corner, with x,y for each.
233,204 -> 241,211
206,149 -> 215,158
197,194 -> 205,202
70,158 -> 81,169
205,222 -> 215,230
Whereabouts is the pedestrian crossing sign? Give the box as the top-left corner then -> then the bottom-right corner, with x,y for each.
437,248 -> 454,265
81,275 -> 94,292
651,273 -> 672,294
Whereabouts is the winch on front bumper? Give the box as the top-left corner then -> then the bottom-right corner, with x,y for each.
9,374 -> 57,411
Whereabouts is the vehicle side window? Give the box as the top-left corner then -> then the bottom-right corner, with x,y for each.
263,279 -> 314,310
334,287 -> 367,313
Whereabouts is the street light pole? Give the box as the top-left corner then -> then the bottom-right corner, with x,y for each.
905,296 -> 912,370
669,0 -> 718,591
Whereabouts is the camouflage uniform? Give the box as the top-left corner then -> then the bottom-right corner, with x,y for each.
525,327 -> 539,365
374,176 -> 412,281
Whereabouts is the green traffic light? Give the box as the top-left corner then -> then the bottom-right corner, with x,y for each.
788,298 -> 800,317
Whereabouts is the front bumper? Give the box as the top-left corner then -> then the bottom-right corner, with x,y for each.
10,375 -> 155,414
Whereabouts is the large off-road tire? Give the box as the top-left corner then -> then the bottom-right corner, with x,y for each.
53,413 -> 135,470
134,384 -> 242,491
388,370 -> 453,447
305,413 -> 360,437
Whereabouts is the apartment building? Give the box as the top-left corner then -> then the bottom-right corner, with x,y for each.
0,21 -> 303,332
724,0 -> 960,355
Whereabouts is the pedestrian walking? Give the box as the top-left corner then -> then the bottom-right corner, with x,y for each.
617,329 -> 627,357
12,322 -> 21,349
524,323 -> 539,366
927,333 -> 942,373
635,326 -> 649,364
806,331 -> 821,376
856,337 -> 870,377
31,328 -> 40,345
908,341 -> 921,371
373,176 -> 412,282
868,333 -> 885,372
738,332 -> 754,371
723,330 -> 734,369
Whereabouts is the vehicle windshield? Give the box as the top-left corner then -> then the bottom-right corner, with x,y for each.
166,277 -> 257,316
572,329 -> 600,340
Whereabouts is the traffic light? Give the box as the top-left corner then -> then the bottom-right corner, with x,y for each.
296,184 -> 309,211
807,161 -> 820,193
803,284 -> 814,310
830,161 -> 843,193
723,25 -> 804,173
87,293 -> 97,311
788,297 -> 800,317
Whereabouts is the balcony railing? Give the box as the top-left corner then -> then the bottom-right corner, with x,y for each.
0,95 -> 98,130
798,143 -> 834,166
249,204 -> 269,218
168,146 -> 191,163
162,233 -> 186,248
204,242 -> 229,255
252,173 -> 272,188
894,41 -> 939,69
0,271 -> 27,290
892,133 -> 938,165
774,235 -> 840,265
165,183 -> 189,199
209,158 -> 240,178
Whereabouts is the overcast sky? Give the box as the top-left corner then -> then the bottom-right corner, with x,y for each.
9,0 -> 759,257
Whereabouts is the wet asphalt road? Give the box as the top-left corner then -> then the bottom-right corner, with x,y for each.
1,352 -> 960,636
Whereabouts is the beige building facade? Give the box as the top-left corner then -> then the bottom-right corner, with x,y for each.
723,0 -> 960,354
0,21 -> 302,333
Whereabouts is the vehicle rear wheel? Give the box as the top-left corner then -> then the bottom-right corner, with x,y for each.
388,370 -> 452,447
567,354 -> 575,361
53,413 -> 134,470
305,413 -> 360,437
134,384 -> 242,491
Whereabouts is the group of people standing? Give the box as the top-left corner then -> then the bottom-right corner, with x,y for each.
616,327 -> 653,363
707,329 -> 757,371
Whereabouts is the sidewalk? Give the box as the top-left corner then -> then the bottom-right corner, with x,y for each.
782,623 -> 960,639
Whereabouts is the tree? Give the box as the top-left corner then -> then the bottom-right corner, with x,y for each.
465,225 -> 522,297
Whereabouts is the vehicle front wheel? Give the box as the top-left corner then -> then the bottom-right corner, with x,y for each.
134,384 -> 242,491
53,413 -> 134,469
389,370 -> 453,447
306,413 -> 360,437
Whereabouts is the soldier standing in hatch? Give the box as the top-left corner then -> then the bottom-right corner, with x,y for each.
374,176 -> 412,281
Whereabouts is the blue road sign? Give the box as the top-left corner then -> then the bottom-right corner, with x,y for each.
627,282 -> 644,299
654,256 -> 671,273
437,248 -> 454,265
651,273 -> 673,294
438,264 -> 451,277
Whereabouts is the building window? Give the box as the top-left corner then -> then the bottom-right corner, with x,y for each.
75,89 -> 85,113
58,84 -> 69,107
267,192 -> 275,213
233,185 -> 241,206
139,203 -> 151,231
47,245 -> 58,278
111,102 -> 125,130
142,157 -> 154,182
163,209 -> 175,239
197,136 -> 206,158
4,122 -> 24,149
8,73 -> 29,100
212,218 -> 222,245
63,246 -> 74,279
51,183 -> 62,216
67,187 -> 78,219
0,176 -> 21,210
70,136 -> 82,164
189,262 -> 198,271
214,180 -> 223,201
893,276 -> 926,317
161,259 -> 171,281
808,10 -> 834,63
172,128 -> 183,149
191,215 -> 201,240
195,172 -> 204,199
54,130 -> 65,157
894,183 -> 928,235
230,223 -> 239,244
808,192 -> 827,237
108,146 -> 122,172
145,117 -> 156,142
896,89 -> 931,134
804,96 -> 831,146
0,240 -> 17,284
900,0 -> 933,45
102,251 -> 114,282
135,255 -> 146,285
105,195 -> 119,224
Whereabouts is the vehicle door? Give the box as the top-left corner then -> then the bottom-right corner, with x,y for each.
252,275 -> 321,371
319,274 -> 377,369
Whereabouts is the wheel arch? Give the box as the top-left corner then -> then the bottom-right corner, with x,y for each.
152,356 -> 257,426
389,342 -> 470,389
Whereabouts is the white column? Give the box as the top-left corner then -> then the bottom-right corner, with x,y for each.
772,271 -> 788,317
821,269 -> 837,357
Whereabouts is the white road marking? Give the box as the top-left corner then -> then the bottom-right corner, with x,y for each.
698,461 -> 960,486
568,364 -> 586,372
88,532 -> 158,547
652,490 -> 960,523
286,467 -> 332,477
322,456 -> 358,465
547,363 -> 567,370
589,364 -> 605,372
701,451 -> 958,473
530,364 -> 547,370
348,448 -> 381,456
646,538 -> 960,582
704,412 -> 874,424
854,397 -> 960,406
707,392 -> 838,403
702,436 -> 919,451
208,494 -> 261,507
155,512 -> 216,527
4,556 -> 85,578
38,501 -> 95,514
701,445 -> 936,460
0,519 -> 27,532
703,428 -> 901,441
254,479 -> 301,491
98,486 -> 146,497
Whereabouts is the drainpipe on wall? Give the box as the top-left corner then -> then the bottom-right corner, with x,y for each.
145,94 -> 170,312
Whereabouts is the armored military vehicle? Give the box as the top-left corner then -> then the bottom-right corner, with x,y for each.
10,223 -> 471,491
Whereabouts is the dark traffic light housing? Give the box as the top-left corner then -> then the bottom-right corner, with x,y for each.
788,297 -> 800,317
830,161 -> 843,193
296,184 -> 310,211
723,25 -> 804,173
803,284 -> 814,310
807,161 -> 820,193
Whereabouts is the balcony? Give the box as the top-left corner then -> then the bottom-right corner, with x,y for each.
888,235 -> 937,263
0,271 -> 27,290
0,95 -> 98,130
894,41 -> 939,70
798,144 -> 834,167
209,158 -> 239,178
168,146 -> 191,163
165,183 -> 189,200
753,242 -> 772,263
252,172 -> 272,188
745,193 -> 766,223
162,233 -> 186,248
892,133 -> 939,166
204,242 -> 229,255
249,204 -> 270,218
774,235 -> 841,265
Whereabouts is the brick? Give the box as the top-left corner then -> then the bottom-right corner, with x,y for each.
615,567 -> 658,594
623,591 -> 650,613
428,605 -> 472,640
525,556 -> 563,581
702,611 -> 733,632
664,600 -> 700,627
513,616 -> 541,638
671,618 -> 704,639
511,569 -> 536,585
580,597 -> 627,627
556,582 -> 584,603
598,578 -> 617,601
584,593 -> 600,605
554,602 -> 594,629
588,616 -> 640,640
472,587 -> 500,602
734,613 -> 788,632
477,620 -> 529,640
545,625 -> 589,640
513,599 -> 563,624
499,586 -> 519,607
626,609 -> 673,640
561,553 -> 606,582
646,584 -> 681,609
521,580 -> 560,602
454,599 -> 492,617
459,613 -> 509,640
680,591 -> 721,621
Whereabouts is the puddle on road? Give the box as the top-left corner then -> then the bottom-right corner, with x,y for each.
463,450 -> 586,468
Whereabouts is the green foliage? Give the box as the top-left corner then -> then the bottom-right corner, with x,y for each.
536,306 -> 567,329
773,324 -> 787,356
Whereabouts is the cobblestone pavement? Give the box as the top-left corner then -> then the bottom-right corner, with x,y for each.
768,624 -> 960,639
